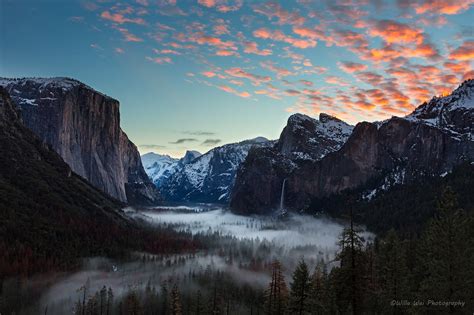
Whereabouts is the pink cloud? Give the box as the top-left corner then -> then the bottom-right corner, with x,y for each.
146,56 -> 173,64
253,28 -> 316,49
225,67 -> 272,85
299,80 -> 313,86
337,61 -> 368,73
218,85 -> 251,98
202,71 -> 217,77
198,0 -> 243,12
243,41 -> 272,56
101,11 -> 146,25
449,41 -> 474,61
325,76 -> 348,86
253,2 -> 305,25
368,20 -> 424,44
413,0 -> 474,15
115,27 -> 143,42
260,61 -> 295,78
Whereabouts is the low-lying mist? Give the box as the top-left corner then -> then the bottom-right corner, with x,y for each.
30,206 -> 374,314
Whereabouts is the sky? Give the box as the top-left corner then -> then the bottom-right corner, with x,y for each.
1,0 -> 473,157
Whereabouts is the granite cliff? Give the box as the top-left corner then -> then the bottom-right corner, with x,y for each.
0,77 -> 159,204
231,80 -> 474,214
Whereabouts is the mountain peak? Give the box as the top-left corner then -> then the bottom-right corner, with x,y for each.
0,77 -> 113,101
178,150 -> 202,165
319,113 -> 344,124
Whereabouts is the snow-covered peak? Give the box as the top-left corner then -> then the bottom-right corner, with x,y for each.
0,77 -> 111,99
180,150 -> 202,164
141,152 -> 178,169
403,79 -> 474,138
157,137 -> 272,203
288,113 -> 314,125
408,79 -> 474,119
278,112 -> 354,161
141,152 -> 180,187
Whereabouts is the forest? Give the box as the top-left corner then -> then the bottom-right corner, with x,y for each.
1,186 -> 473,314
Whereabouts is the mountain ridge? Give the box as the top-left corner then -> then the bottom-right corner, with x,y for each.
230,80 -> 474,214
0,77 -> 159,205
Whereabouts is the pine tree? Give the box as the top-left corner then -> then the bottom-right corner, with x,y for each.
124,290 -> 141,315
193,290 -> 205,315
376,230 -> 409,314
310,260 -> 330,315
264,259 -> 288,315
288,259 -> 312,315
170,284 -> 183,315
332,206 -> 366,315
160,282 -> 169,315
417,187 -> 473,312
99,286 -> 107,315
106,287 -> 114,315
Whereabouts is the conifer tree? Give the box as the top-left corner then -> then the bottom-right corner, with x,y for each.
170,284 -> 183,315
310,260 -> 330,315
99,286 -> 107,315
264,259 -> 288,315
106,287 -> 113,315
194,290 -> 205,315
417,187 -> 472,312
332,206 -> 366,315
376,230 -> 409,314
288,259 -> 312,315
124,290 -> 141,315
160,282 -> 169,315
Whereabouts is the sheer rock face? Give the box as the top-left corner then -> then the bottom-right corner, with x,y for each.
231,80 -> 474,215
230,113 -> 353,214
0,78 -> 159,204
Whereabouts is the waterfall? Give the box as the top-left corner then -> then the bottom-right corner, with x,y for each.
279,178 -> 287,210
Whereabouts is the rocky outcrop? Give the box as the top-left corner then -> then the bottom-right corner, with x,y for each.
230,80 -> 474,215
231,113 -> 353,214
0,77 -> 159,204
158,137 -> 272,203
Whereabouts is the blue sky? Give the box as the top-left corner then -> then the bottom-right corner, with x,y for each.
1,0 -> 473,157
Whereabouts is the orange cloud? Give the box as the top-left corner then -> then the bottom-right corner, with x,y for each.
225,67 -> 272,85
368,20 -> 424,44
299,80 -> 313,86
365,89 -> 390,106
444,61 -> 471,76
146,56 -> 172,64
213,23 -> 229,35
354,71 -> 385,86
449,41 -> 474,61
331,29 -> 369,54
216,50 -> 238,56
202,71 -> 217,77
325,76 -> 348,86
198,0 -> 216,7
338,61 -> 368,73
253,2 -> 305,26
292,26 -> 326,41
115,27 -> 143,42
198,0 -> 243,12
101,11 -> 146,25
260,61 -> 295,78
285,89 -> 301,96
414,0 -> 474,15
253,28 -> 316,49
463,70 -> 474,81
218,85 -> 251,98
243,41 -> 272,56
